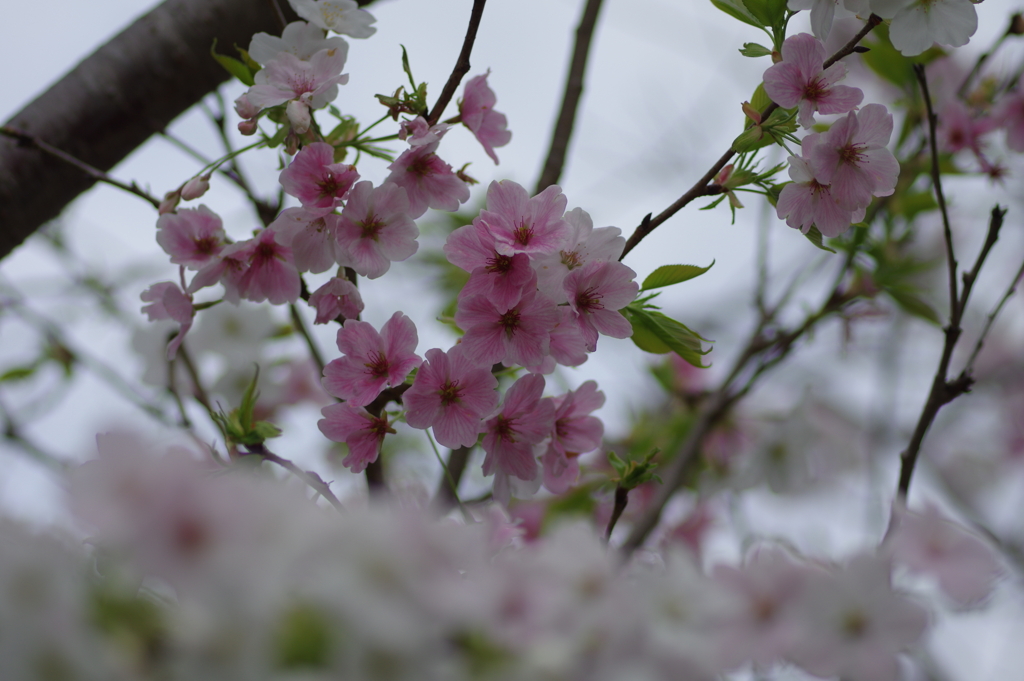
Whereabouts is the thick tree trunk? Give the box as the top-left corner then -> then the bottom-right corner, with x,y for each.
0,0 -> 376,260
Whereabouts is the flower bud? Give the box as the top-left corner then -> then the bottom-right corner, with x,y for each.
158,190 -> 181,215
286,100 -> 311,134
238,119 -> 258,136
180,174 -> 211,201
234,94 -> 259,120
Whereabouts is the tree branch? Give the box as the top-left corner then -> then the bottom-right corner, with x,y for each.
534,0 -> 606,193
426,0 -> 488,126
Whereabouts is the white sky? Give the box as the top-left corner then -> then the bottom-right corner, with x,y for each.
3,1 -> 1024,678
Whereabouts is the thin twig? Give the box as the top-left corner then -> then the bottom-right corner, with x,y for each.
0,397 -> 70,472
289,302 -> 325,376
361,383 -> 412,494
619,14 -> 882,260
963,257 -> 1024,375
267,0 -> 288,30
426,432 -> 471,521
895,206 -> 1007,500
0,127 -> 160,209
534,0 -> 606,193
178,344 -> 214,414
433,445 -> 472,512
245,443 -> 345,513
914,64 -> 959,321
605,485 -> 629,541
426,0 -> 488,126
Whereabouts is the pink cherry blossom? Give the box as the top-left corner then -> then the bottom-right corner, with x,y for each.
550,380 -> 605,455
279,142 -> 359,209
245,48 -> 349,117
141,281 -> 194,359
455,283 -> 560,369
547,307 -> 590,368
788,0 -> 867,41
186,241 -> 250,303
481,374 -> 555,489
938,99 -> 994,155
318,403 -> 393,473
180,174 -> 211,201
776,153 -> 864,237
762,32 -> 864,129
785,554 -> 929,681
444,221 -> 536,310
403,347 -> 499,449
810,103 -> 899,211
563,260 -> 639,352
289,0 -> 377,39
459,71 -> 512,164
888,502 -> 1002,608
322,311 -> 422,407
541,443 -> 580,494
248,20 -> 348,65
235,229 -> 302,304
994,89 -> 1024,152
336,181 -> 419,279
155,205 -> 226,269
477,180 -> 569,256
270,206 -> 342,273
385,142 -> 470,218
307,276 -> 364,324
532,207 -> 624,303
398,116 -> 450,147
887,0 -> 978,57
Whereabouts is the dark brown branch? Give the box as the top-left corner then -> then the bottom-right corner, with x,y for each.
0,0 -> 380,261
245,443 -> 346,513
619,14 -> 882,260
896,206 -> 1006,500
361,383 -> 412,495
605,485 -> 629,541
426,0 -> 488,126
534,0 -> 606,193
432,445 -> 472,512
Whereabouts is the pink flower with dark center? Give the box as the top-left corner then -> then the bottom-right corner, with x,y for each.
270,206 -> 342,273
245,48 -> 349,112
279,142 -> 359,209
444,221 -> 536,310
156,205 -> 226,269
547,307 -> 590,368
186,242 -> 250,303
403,346 -> 498,449
235,229 -> 302,304
459,70 -> 512,164
322,311 -> 421,407
809,103 -> 899,211
318,403 -> 394,473
763,32 -> 864,129
141,281 -> 194,360
477,180 -> 569,256
776,152 -> 863,238
248,20 -> 347,66
385,142 -> 470,218
481,374 -> 555,488
398,116 -> 450,147
455,283 -> 560,368
541,444 -> 580,494
336,181 -> 419,279
532,207 -> 624,304
307,276 -> 364,324
938,99 -> 993,156
563,260 -> 638,352
550,380 -> 605,456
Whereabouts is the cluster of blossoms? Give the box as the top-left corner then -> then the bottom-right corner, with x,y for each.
320,178 -> 639,502
764,33 -> 899,237
790,0 -> 980,56
0,434 -> 999,680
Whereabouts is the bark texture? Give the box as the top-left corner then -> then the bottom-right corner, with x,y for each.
0,0 -> 376,260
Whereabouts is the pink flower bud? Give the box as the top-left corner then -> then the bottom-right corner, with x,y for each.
180,174 -> 211,201
234,93 -> 260,119
238,119 -> 258,136
158,190 -> 181,215
286,100 -> 312,134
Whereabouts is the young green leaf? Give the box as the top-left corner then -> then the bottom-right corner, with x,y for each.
710,0 -> 763,28
210,39 -> 255,87
626,307 -> 712,368
740,42 -> 774,58
641,261 -> 715,291
803,225 -> 837,253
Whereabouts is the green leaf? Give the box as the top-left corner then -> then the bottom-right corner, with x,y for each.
746,83 -> 772,128
739,42 -> 773,58
884,287 -> 941,325
710,0 -> 763,28
400,45 -> 417,91
0,364 -> 38,383
626,307 -> 712,368
802,225 -> 837,253
741,0 -> 787,29
641,261 -> 715,291
210,38 -> 255,86
276,605 -> 331,669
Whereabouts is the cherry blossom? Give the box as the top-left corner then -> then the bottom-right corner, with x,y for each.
398,116 -> 450,147
482,374 -> 555,503
788,0 -> 869,41
776,152 -> 864,237
477,180 -> 569,256
307,276 -> 364,324
762,32 -> 864,129
186,241 -> 251,303
155,204 -> 226,269
319,403 -> 394,473
809,103 -> 899,211
248,20 -> 347,65
531,207 -> 624,304
279,141 -> 359,209
455,283 -> 560,369
888,503 -> 1003,608
288,0 -> 377,39
140,281 -> 194,359
994,89 -> 1024,152
885,0 -> 978,57
235,229 -> 302,304
244,48 -> 349,132
563,260 -> 639,351
459,71 -> 512,164
269,206 -> 343,273
403,346 -> 499,449
385,142 -> 470,218
444,221 -> 536,310
336,181 -> 419,279
322,311 -> 421,407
